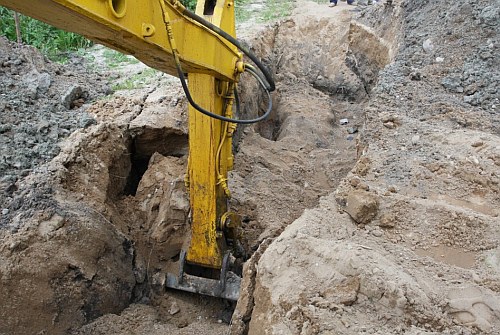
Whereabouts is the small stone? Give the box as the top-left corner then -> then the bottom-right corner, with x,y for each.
379,112 -> 399,124
345,190 -> 379,224
37,72 -> 52,96
383,121 -> 396,129
350,177 -> 361,187
61,85 -> 83,109
372,229 -> 383,237
340,118 -> 349,125
409,70 -> 421,81
411,135 -> 420,145
38,214 -> 65,237
71,98 -> 85,108
464,95 -> 474,104
79,115 -> 97,128
347,126 -> 358,134
169,301 -> 181,315
176,319 -> 188,328
435,57 -> 444,63
2,208 -> 9,215
151,272 -> 166,293
387,186 -> 397,193
423,39 -> 434,53
322,276 -> 360,306
379,213 -> 396,228
465,83 -> 478,95
471,141 -> 483,147
441,76 -> 463,93
358,182 -> 369,191
479,6 -> 499,26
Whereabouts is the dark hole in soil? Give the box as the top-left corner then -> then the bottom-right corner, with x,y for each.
256,117 -> 282,141
123,150 -> 150,196
255,100 -> 281,141
112,129 -> 188,198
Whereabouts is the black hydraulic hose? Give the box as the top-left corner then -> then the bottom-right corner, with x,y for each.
234,86 -> 240,117
245,65 -> 271,91
161,1 -> 274,123
174,61 -> 273,124
181,8 -> 275,92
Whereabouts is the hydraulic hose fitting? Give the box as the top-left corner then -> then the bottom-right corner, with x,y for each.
227,123 -> 237,137
235,60 -> 245,74
217,175 -> 231,198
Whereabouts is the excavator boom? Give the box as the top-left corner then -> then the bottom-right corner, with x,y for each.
0,0 -> 241,81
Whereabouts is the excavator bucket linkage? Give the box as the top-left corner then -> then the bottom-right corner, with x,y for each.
166,250 -> 241,301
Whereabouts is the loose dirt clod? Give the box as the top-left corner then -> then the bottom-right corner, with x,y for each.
345,190 -> 379,224
0,0 -> 499,334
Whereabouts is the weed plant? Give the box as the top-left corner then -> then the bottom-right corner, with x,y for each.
102,49 -> 139,69
0,7 -> 92,61
112,68 -> 159,91
181,0 -> 198,11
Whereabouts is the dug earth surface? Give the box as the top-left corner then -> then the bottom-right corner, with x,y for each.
0,0 -> 499,334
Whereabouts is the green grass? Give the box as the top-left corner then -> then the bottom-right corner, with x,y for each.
102,49 -> 139,69
259,0 -> 294,22
234,0 -> 295,24
236,0 -> 253,22
0,7 -> 92,61
181,0 -> 197,11
112,68 -> 159,91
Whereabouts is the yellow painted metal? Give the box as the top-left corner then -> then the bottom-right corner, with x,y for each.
186,74 -> 222,268
0,0 -> 240,81
185,0 -> 237,269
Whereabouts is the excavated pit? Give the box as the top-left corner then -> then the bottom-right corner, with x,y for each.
107,129 -> 188,197
88,5 -> 393,333
0,4 -> 392,335
2,0 -> 498,334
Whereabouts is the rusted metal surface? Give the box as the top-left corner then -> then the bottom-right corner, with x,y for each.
166,250 -> 241,301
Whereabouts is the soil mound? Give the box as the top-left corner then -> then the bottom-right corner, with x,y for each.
248,0 -> 500,334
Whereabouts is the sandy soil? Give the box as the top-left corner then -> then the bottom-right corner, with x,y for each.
0,0 -> 499,334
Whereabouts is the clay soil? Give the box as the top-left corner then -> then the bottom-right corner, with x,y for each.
0,0 -> 499,334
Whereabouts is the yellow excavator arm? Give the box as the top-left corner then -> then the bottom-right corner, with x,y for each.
0,0 -> 240,80
0,0 -> 274,300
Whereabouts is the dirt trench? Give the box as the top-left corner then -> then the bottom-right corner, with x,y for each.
246,1 -> 500,335
73,7 -> 393,333
1,0 -> 499,334
0,3 -> 392,334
